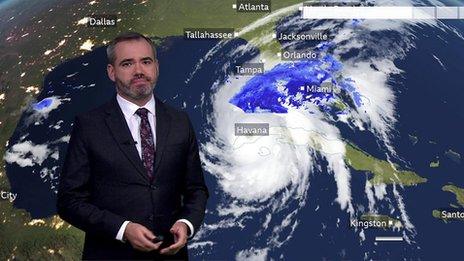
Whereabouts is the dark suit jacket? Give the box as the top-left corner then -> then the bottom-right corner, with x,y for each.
57,95 -> 209,260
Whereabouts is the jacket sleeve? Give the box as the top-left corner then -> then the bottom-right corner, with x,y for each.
179,113 -> 209,236
57,116 -> 125,239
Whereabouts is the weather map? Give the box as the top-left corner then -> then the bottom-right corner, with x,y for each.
0,0 -> 464,260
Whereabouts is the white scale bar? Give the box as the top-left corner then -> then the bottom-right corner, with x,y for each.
302,6 -> 464,19
375,236 -> 404,242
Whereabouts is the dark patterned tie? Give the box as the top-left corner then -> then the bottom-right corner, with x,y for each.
135,108 -> 155,180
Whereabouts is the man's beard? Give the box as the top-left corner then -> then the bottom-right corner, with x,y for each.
116,75 -> 156,101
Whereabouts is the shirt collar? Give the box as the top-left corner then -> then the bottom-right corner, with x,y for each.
116,93 -> 156,119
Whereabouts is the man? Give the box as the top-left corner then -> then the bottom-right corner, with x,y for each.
57,32 -> 209,260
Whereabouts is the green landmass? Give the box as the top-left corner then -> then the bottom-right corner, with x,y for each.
332,100 -> 347,111
345,142 -> 427,186
432,209 -> 464,223
442,185 -> 464,207
0,208 -> 84,259
143,0 -> 302,38
429,158 -> 440,168
432,209 -> 448,222
360,213 -> 402,228
432,184 -> 464,222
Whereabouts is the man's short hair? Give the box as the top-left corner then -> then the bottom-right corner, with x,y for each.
106,31 -> 157,65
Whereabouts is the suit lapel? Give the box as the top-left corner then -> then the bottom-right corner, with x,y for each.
154,96 -> 171,174
104,97 -> 149,182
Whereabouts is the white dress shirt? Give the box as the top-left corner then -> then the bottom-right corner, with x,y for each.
115,93 -> 194,241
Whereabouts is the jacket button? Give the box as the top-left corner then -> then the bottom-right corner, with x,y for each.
149,184 -> 157,190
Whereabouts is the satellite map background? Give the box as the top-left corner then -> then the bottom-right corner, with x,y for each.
1,0 -> 464,260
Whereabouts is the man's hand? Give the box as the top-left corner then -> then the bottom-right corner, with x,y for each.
124,222 -> 163,252
159,221 -> 188,255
